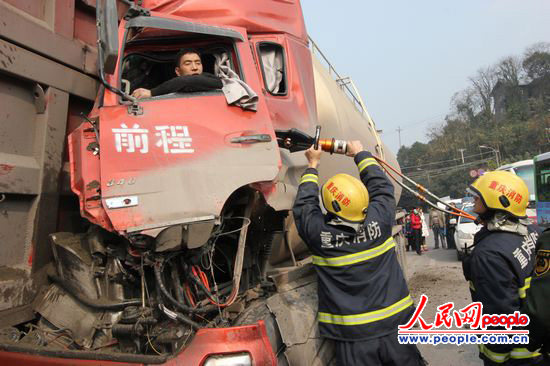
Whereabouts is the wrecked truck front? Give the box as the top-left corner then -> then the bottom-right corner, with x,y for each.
70,13 -> 281,237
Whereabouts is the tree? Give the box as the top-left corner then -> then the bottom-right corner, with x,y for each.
497,56 -> 521,86
396,42 -> 550,209
469,66 -> 497,120
523,42 -> 550,80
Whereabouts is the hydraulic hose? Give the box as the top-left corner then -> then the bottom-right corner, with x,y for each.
153,262 -> 217,314
311,131 -> 477,221
373,156 -> 477,220
48,274 -> 142,311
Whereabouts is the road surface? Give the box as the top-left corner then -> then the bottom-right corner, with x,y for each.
405,230 -> 482,366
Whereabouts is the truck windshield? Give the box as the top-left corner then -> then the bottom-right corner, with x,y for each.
121,44 -> 237,98
120,23 -> 243,100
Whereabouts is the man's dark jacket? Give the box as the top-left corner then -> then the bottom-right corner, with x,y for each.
292,151 -> 413,341
151,72 -> 222,96
463,223 -> 542,363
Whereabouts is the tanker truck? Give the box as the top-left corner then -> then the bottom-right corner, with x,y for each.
0,0 -> 404,364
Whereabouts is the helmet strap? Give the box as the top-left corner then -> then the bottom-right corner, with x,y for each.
478,210 -> 494,222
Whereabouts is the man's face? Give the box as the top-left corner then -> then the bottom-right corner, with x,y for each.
175,52 -> 203,76
473,196 -> 487,215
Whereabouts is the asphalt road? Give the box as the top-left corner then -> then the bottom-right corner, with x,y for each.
405,230 -> 482,366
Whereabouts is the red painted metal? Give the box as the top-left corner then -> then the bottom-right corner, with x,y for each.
69,119 -> 115,231
72,16 -> 292,233
2,1 -> 314,363
0,351 -> 137,366
54,0 -> 75,39
165,321 -> 277,365
0,321 -> 276,366
140,0 -> 307,42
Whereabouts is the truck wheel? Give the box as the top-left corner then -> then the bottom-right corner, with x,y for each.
234,286 -> 336,365
234,300 -> 288,365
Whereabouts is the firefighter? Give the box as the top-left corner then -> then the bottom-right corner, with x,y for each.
463,171 -> 543,365
292,141 -> 424,366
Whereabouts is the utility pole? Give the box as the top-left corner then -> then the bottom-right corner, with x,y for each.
480,145 -> 500,168
396,126 -> 403,148
458,148 -> 466,164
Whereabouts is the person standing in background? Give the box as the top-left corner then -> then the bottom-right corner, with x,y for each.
410,209 -> 422,255
420,208 -> 429,252
446,203 -> 457,250
404,214 -> 413,252
429,208 -> 446,249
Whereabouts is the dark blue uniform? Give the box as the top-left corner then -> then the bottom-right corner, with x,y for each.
463,224 -> 544,365
293,151 -> 424,365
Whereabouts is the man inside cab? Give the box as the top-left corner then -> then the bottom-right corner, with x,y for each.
132,48 -> 222,98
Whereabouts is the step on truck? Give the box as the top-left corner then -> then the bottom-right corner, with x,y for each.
0,0 -> 405,364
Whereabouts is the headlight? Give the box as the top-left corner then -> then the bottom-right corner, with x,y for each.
457,231 -> 473,240
203,353 -> 252,366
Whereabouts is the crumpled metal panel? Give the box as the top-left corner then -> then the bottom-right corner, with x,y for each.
140,0 -> 307,42
34,284 -> 101,348
50,233 -> 98,300
266,279 -> 337,365
266,281 -> 317,348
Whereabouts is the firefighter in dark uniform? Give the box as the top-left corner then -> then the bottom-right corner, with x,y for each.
526,228 -> 550,361
463,171 -> 543,365
292,141 -> 424,366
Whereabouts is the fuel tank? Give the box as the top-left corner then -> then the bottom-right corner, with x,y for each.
271,52 -> 403,265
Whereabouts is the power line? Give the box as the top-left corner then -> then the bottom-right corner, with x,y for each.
401,151 -> 490,170
407,158 -> 493,179
383,112 -> 448,136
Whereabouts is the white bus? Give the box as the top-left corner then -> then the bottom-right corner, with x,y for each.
496,159 -> 536,221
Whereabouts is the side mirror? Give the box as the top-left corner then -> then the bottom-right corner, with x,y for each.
98,0 -> 119,75
449,218 -> 457,225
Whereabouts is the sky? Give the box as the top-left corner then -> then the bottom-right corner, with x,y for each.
301,0 -> 550,153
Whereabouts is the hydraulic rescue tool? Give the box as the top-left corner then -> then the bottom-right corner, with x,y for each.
275,127 -> 477,221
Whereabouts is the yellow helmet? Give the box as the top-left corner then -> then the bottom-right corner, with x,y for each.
321,174 -> 369,222
468,171 -> 529,218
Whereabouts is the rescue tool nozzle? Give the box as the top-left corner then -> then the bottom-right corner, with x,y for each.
275,126 -> 348,155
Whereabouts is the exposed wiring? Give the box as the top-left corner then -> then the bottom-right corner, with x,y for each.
146,329 -> 162,355
215,217 -> 252,237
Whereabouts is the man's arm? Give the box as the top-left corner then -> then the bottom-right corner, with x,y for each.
132,74 -> 223,98
151,74 -> 222,96
347,143 -> 395,226
292,146 -> 326,252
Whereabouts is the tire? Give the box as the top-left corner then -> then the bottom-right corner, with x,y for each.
234,300 -> 288,365
234,292 -> 336,365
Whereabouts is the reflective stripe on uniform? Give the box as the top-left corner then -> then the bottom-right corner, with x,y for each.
357,157 -> 378,173
518,277 -> 532,299
479,345 -> 508,363
312,237 -> 395,267
479,345 -> 541,363
318,295 -> 413,326
511,348 -> 541,359
300,173 -> 319,185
